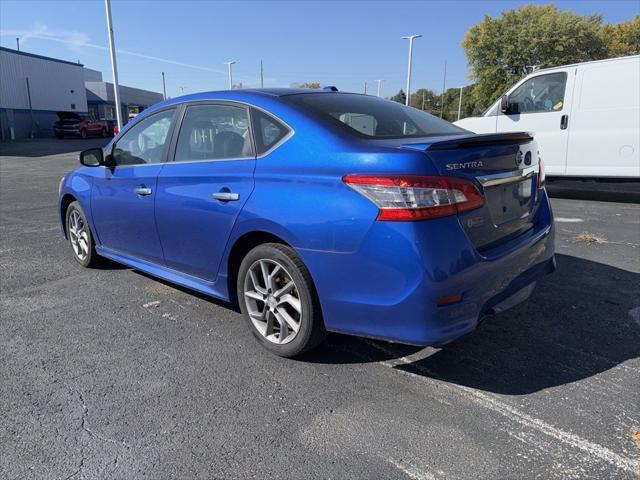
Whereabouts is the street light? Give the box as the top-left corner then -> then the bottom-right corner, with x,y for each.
376,79 -> 384,97
161,71 -> 167,100
401,34 -> 421,106
104,0 -> 123,131
224,61 -> 237,89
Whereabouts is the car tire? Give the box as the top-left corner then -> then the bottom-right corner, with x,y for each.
237,243 -> 326,357
101,127 -> 107,138
65,201 -> 101,268
80,128 -> 87,139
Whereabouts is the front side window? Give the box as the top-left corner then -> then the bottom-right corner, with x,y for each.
175,104 -> 253,162
507,72 -> 567,114
251,109 -> 290,154
112,109 -> 175,165
283,93 -> 465,139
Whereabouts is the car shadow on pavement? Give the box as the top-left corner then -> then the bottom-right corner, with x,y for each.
546,179 -> 640,204
0,138 -> 110,158
302,254 -> 640,395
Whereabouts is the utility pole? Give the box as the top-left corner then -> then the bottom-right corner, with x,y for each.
364,81 -> 367,94
376,79 -> 383,97
260,60 -> 264,88
439,60 -> 447,118
422,91 -> 425,111
16,38 -> 20,51
402,34 -> 421,106
224,61 -> 237,89
457,86 -> 463,121
104,0 -> 123,131
161,72 -> 167,100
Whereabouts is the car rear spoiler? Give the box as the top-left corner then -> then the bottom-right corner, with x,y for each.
400,132 -> 533,151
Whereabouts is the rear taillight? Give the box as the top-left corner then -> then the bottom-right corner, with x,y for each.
343,174 -> 484,221
538,157 -> 545,188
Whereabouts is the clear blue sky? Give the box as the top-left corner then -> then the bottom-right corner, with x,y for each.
1,1 -> 638,98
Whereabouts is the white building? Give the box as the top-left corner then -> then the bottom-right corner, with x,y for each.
0,47 -> 163,140
0,47 -> 87,139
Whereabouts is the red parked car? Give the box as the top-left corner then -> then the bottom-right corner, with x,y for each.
53,112 -> 113,139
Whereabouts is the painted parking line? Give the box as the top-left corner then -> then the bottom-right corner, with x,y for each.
362,340 -> 638,475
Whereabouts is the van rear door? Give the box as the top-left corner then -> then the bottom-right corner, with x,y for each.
496,69 -> 575,176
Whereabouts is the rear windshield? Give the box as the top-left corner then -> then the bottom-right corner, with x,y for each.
283,93 -> 465,139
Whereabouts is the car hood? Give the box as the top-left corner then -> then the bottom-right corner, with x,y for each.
56,111 -> 84,121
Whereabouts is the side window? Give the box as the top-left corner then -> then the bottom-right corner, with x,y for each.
251,109 -> 290,155
507,72 -> 568,114
175,104 -> 253,162
112,109 -> 175,165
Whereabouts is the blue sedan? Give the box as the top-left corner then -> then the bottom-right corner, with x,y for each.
58,88 -> 555,357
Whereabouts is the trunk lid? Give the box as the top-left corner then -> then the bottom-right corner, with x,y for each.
401,132 -> 542,252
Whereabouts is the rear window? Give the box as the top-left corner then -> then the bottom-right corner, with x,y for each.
283,93 -> 465,139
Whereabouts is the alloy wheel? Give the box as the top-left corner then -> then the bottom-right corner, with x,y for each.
68,210 -> 89,261
243,259 -> 302,344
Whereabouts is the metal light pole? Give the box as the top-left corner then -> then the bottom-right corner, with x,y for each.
16,38 -> 20,51
457,86 -> 463,121
440,60 -> 447,118
376,79 -> 383,97
364,81 -> 368,94
161,72 -> 167,100
402,34 -> 421,106
224,61 -> 236,89
260,60 -> 264,88
104,0 -> 123,131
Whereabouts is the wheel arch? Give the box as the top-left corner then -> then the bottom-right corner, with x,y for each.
226,231 -> 293,308
59,193 -> 78,239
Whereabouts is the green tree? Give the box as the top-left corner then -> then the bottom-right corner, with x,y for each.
600,16 -> 640,57
462,4 -> 608,112
389,89 -> 406,104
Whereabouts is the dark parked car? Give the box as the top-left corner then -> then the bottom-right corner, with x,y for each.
54,112 -> 112,139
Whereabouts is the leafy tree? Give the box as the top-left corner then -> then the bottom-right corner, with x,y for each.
600,16 -> 640,57
389,89 -> 406,104
291,82 -> 321,89
462,4 -> 608,112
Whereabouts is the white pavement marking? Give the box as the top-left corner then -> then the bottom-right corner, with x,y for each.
363,340 -> 638,475
387,457 -> 437,480
142,301 -> 160,308
555,218 -> 584,223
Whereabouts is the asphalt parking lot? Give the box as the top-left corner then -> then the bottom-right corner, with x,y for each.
1,138 -> 639,480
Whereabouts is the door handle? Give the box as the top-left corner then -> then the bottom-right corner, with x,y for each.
134,186 -> 152,196
560,114 -> 569,130
212,192 -> 239,202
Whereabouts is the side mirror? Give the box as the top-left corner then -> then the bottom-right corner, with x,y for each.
500,95 -> 509,113
79,148 -> 103,167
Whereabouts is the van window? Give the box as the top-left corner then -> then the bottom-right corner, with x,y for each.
507,72 -> 567,114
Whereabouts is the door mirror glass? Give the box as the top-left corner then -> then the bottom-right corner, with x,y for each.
79,148 -> 103,167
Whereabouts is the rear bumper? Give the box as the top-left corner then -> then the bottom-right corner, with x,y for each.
298,190 -> 555,346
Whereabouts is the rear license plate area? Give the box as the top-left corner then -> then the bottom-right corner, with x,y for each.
485,179 -> 533,225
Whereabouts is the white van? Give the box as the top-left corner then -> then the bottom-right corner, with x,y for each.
455,56 -> 640,179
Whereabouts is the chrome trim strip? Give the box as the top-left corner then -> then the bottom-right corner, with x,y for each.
477,167 -> 536,187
